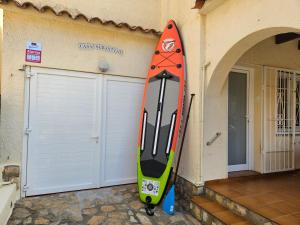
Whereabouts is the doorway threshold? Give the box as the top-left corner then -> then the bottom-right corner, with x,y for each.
228,170 -> 259,178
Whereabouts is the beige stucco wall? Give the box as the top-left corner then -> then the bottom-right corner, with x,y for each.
0,8 -> 2,92
202,0 -> 300,181
237,37 -> 300,171
161,0 -> 203,185
13,0 -> 161,31
0,6 -> 158,170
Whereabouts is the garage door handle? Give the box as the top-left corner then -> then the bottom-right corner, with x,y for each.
91,136 -> 99,143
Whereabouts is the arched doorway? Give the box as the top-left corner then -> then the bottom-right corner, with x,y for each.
203,27 -> 300,181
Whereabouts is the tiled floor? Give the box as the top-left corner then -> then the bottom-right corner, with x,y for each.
206,171 -> 300,225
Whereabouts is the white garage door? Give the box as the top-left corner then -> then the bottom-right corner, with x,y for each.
102,76 -> 144,186
25,68 -> 144,196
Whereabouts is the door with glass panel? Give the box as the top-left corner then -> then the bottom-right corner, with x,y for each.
228,70 -> 249,172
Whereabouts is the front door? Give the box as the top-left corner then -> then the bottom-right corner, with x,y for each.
228,70 -> 249,172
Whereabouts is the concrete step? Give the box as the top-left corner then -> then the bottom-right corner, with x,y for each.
0,183 -> 17,225
191,195 -> 253,225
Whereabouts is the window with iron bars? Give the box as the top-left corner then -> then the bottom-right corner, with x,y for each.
276,70 -> 300,134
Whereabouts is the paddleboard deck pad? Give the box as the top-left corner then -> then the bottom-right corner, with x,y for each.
137,20 -> 185,208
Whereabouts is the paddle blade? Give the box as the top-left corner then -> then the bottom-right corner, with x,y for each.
162,185 -> 175,215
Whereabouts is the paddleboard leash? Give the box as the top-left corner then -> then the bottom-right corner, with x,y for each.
145,196 -> 155,216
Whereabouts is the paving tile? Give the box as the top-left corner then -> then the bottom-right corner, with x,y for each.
8,184 -> 199,225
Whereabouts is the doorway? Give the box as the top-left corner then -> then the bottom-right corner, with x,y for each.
228,68 -> 252,172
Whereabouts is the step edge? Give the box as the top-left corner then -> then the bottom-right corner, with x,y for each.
204,187 -> 279,225
191,200 -> 253,225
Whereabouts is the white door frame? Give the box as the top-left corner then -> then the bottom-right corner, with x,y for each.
21,66 -> 31,197
228,66 -> 254,172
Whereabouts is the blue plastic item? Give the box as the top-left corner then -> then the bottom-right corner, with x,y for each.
162,185 -> 175,215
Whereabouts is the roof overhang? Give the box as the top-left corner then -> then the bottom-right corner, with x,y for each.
193,0 -> 225,14
0,0 -> 161,36
193,0 -> 206,9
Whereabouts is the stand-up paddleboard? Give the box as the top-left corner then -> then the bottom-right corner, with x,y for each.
137,20 -> 185,215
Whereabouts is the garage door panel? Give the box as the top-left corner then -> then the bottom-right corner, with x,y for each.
26,70 -> 101,196
102,77 -> 144,186
26,68 -> 144,195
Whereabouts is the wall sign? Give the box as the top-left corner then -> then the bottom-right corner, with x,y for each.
25,42 -> 42,63
79,42 -> 124,55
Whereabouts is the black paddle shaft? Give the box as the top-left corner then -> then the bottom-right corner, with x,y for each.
173,93 -> 195,184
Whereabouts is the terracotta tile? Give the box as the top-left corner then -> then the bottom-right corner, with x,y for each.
282,197 -> 300,208
205,171 -> 300,223
252,192 -> 284,204
199,201 -> 226,213
292,211 -> 300,219
269,201 -> 299,214
254,205 -> 286,219
232,196 -> 269,210
235,221 -> 254,225
191,196 -> 210,205
214,210 -> 247,224
214,189 -> 245,198
273,214 -> 300,225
